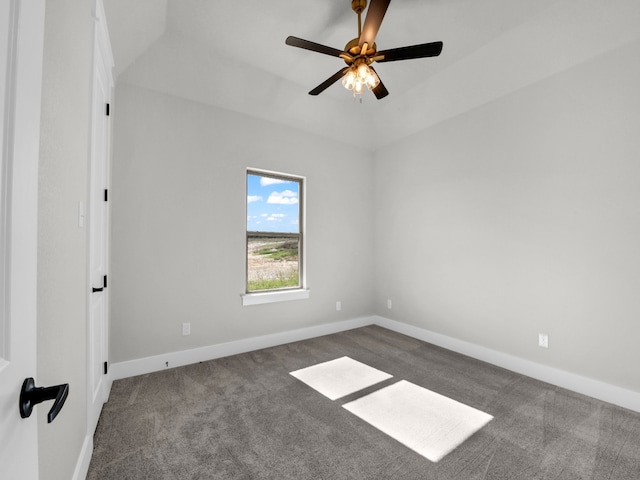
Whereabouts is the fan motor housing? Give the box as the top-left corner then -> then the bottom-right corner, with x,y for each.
345,38 -> 377,57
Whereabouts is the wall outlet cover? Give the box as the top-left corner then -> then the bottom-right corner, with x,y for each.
538,333 -> 549,348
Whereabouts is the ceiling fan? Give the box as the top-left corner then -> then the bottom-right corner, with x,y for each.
285,0 -> 443,100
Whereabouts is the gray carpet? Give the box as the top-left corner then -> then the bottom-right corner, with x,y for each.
87,326 -> 640,479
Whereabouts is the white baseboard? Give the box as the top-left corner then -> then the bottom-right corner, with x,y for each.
107,314 -> 640,413
110,316 -> 375,381
374,315 -> 640,413
71,434 -> 93,480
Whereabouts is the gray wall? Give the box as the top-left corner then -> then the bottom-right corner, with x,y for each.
374,39 -> 640,393
110,84 -> 374,363
37,0 -> 93,479
112,39 -> 640,396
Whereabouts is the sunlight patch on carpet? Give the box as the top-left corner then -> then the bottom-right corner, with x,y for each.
290,356 -> 393,400
343,380 -> 493,462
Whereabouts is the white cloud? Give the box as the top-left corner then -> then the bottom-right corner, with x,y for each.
247,195 -> 262,203
260,177 -> 290,187
271,214 -> 286,218
267,190 -> 299,205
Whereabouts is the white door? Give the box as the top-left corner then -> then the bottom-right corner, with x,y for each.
87,0 -> 113,434
0,1 -> 46,479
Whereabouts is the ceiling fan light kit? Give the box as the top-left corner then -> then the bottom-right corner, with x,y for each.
342,60 -> 380,95
285,0 -> 443,100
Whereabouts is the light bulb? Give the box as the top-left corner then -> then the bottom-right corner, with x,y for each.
342,69 -> 356,90
357,63 -> 370,80
354,79 -> 364,95
366,69 -> 380,89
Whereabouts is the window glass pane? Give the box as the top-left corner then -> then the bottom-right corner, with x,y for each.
247,173 -> 299,234
247,235 -> 299,292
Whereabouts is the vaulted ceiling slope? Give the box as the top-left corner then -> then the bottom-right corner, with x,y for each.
104,0 -> 640,150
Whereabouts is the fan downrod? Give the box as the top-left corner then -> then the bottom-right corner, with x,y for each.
346,0 -> 376,57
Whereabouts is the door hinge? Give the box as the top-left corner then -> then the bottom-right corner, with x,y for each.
105,103 -> 110,116
103,361 -> 108,375
104,189 -> 108,202
104,274 -> 107,288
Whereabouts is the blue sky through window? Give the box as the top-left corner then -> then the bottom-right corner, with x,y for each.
247,173 -> 300,233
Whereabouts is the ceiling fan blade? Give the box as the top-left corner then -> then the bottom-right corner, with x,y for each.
359,0 -> 391,49
376,41 -> 443,63
369,67 -> 389,99
286,36 -> 346,58
309,68 -> 350,96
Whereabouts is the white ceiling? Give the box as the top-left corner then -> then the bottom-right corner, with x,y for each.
103,0 -> 640,150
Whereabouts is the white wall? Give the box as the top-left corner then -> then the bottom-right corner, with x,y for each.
37,0 -> 93,479
110,84 -> 374,363
374,39 -> 640,393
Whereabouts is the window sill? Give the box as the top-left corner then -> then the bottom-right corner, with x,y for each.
241,289 -> 310,306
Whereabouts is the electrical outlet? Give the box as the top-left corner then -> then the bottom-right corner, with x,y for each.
336,301 -> 341,311
538,333 -> 549,348
387,299 -> 392,309
182,322 -> 191,336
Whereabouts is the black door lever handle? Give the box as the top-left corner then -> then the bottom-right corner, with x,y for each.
19,378 -> 69,423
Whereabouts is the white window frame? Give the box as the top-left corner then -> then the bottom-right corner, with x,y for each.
242,168 -> 309,306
